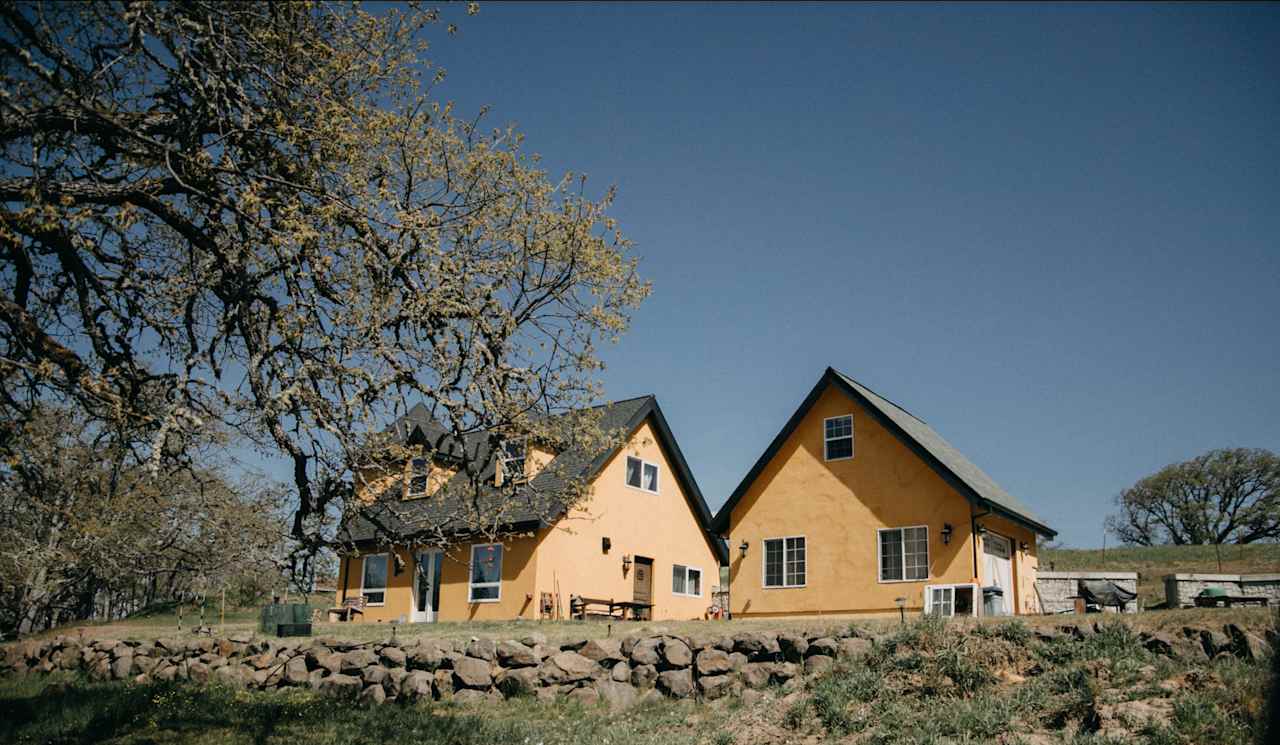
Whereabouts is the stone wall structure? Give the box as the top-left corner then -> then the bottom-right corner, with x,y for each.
1163,573 -> 1280,609
0,627 -> 876,706
1035,571 -> 1141,614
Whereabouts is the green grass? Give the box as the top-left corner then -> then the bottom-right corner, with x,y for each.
0,674 -> 724,745
1042,543 -> 1280,608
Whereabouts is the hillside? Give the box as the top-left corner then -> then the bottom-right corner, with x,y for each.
1042,542 -> 1280,608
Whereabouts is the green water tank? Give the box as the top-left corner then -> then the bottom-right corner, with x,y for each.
1198,587 -> 1228,598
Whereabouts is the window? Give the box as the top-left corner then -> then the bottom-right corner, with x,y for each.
672,565 -> 703,597
360,554 -> 388,605
925,584 -> 977,617
763,536 -> 806,588
879,526 -> 929,582
468,543 -> 503,602
407,457 -> 430,498
625,456 -> 660,493
824,415 -> 853,461
500,439 -> 527,484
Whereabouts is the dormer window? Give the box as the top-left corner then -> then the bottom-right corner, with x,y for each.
500,438 -> 527,484
407,457 -> 430,498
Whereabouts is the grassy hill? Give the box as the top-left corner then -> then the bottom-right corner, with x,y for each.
1041,542 -> 1280,608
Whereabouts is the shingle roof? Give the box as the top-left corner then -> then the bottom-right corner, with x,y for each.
711,367 -> 1056,538
341,396 -> 729,564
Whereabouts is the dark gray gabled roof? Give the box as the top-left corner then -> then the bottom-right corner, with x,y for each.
712,368 -> 1056,538
341,396 -> 729,564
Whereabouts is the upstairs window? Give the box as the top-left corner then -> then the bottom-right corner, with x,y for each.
672,564 -> 703,596
763,536 -> 806,588
360,554 -> 388,605
879,526 -> 929,582
469,544 -> 503,602
500,439 -> 527,484
824,415 -> 853,461
625,456 -> 660,493
407,457 -> 430,498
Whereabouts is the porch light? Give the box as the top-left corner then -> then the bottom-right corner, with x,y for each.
941,523 -> 953,545
1019,541 -> 1029,553
622,554 -> 632,573
739,540 -> 749,558
602,536 -> 612,554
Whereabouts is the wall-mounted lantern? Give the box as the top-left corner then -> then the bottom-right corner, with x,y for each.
739,540 -> 749,558
1019,541 -> 1029,553
941,523 -> 953,545
976,524 -> 988,536
621,554 -> 632,573
602,536 -> 612,554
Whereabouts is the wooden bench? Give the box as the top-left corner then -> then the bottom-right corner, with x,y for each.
327,596 -> 366,622
570,596 -> 653,621
1193,595 -> 1269,608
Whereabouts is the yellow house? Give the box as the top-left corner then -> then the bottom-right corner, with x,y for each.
336,396 -> 727,623
713,368 -> 1056,619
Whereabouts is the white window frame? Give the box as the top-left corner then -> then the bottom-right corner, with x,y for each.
762,535 -> 807,589
877,525 -> 930,583
823,414 -> 854,461
468,543 -> 503,603
500,438 -> 527,484
358,553 -> 388,607
407,456 -> 430,498
924,583 -> 979,618
671,564 -> 703,597
625,455 -> 660,494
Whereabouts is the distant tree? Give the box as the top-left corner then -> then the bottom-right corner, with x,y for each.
0,2 -> 647,562
1106,448 -> 1280,546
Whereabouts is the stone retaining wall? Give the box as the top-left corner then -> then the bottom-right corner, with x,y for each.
0,627 -> 875,706
1163,573 -> 1280,609
1035,571 -> 1141,614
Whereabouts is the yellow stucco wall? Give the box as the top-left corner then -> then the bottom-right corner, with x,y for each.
531,419 -> 722,621
727,384 -> 1039,617
336,415 -> 721,624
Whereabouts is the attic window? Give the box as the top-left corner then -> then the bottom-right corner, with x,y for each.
407,457 -> 430,498
625,456 -> 659,493
824,415 -> 853,461
500,439 -> 527,484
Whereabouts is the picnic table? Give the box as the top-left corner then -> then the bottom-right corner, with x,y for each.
569,596 -> 653,621
327,596 -> 366,622
1193,595 -> 1269,608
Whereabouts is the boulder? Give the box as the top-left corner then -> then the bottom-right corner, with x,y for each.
320,673 -> 363,699
713,636 -> 736,652
496,666 -> 540,698
698,673 -> 735,700
596,679 -> 638,710
386,667 -> 409,697
359,684 -> 386,706
466,638 -> 497,662
308,669 -> 326,689
408,642 -> 445,671
187,661 -> 211,684
733,632 -> 781,660
1225,624 -> 1269,661
630,638 -> 663,666
807,638 -> 839,658
559,637 -> 590,652
770,662 -> 798,683
315,652 -> 343,675
452,688 -> 492,705
630,663 -> 658,689
402,670 -> 434,701
695,649 -> 734,676
520,633 -> 549,648
839,638 -> 873,659
662,638 -> 693,668
433,669 -> 454,700
362,665 -> 390,687
110,655 -> 135,681
804,655 -> 835,676
153,663 -> 178,682
729,652 -> 748,671
228,632 -> 253,644
380,646 -> 407,668
685,633 -> 718,651
452,657 -> 493,689
539,651 -> 598,684
567,686 -> 600,705
341,649 -> 378,673
741,663 -> 771,690
1199,629 -> 1231,658
1142,633 -> 1176,656
283,656 -> 310,686
610,661 -> 630,682
497,640 -> 542,667
657,668 -> 694,699
777,632 -> 809,663
580,638 -> 624,663
213,665 -> 246,688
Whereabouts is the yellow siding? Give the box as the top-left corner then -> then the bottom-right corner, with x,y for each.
532,419 -> 722,621
727,384 -> 1039,617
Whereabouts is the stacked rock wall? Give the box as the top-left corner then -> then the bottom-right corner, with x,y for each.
1163,573 -> 1280,609
0,626 -> 874,706
1035,572 -> 1141,614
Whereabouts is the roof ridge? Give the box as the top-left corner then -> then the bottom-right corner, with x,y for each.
828,367 -> 927,425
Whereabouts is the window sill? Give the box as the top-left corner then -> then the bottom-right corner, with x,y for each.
824,455 -> 853,463
672,592 -> 702,598
877,578 -> 931,584
762,584 -> 806,590
468,598 -> 501,604
625,484 -> 659,495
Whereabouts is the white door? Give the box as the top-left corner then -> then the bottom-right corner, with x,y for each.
411,550 -> 443,623
983,534 -> 1014,616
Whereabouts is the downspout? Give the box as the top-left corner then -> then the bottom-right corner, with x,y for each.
970,501 -> 991,581
340,556 -> 351,602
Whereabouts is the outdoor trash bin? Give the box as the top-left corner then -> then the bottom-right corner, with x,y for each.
982,586 -> 1004,616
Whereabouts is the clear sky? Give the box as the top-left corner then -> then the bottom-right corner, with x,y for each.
416,2 -> 1279,548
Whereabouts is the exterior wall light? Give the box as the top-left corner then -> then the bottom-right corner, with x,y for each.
739,540 -> 749,558
602,536 -> 612,553
941,523 -> 953,545
1019,541 -> 1029,553
621,554 -> 632,573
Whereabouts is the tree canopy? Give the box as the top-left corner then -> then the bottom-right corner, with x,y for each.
1106,448 -> 1280,546
0,2 -> 648,563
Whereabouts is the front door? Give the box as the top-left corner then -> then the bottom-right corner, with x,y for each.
982,534 -> 1014,615
411,550 -> 443,623
632,556 -> 654,620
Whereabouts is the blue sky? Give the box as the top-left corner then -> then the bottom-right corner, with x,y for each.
417,2 -> 1279,548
